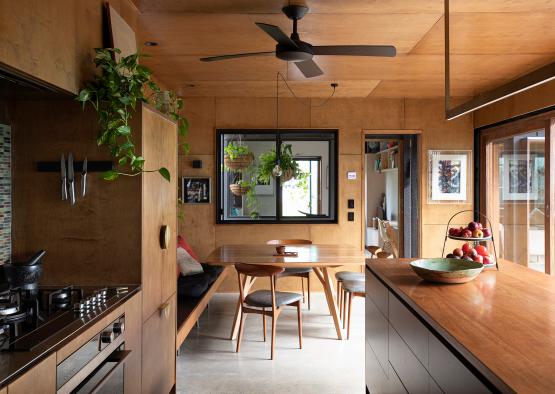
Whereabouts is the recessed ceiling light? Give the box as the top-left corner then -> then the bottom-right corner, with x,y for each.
144,41 -> 158,46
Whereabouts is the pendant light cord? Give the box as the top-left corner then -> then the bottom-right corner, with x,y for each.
276,71 -> 337,111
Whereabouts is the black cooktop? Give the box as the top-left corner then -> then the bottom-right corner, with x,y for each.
0,285 -> 129,351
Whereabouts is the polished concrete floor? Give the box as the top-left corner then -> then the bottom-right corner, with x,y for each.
176,292 -> 365,394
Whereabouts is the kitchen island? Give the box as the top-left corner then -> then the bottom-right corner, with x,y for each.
365,258 -> 555,394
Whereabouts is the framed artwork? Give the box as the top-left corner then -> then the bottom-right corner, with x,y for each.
181,177 -> 211,204
501,154 -> 539,201
428,150 -> 471,203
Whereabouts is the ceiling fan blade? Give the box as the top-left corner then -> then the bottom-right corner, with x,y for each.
200,51 -> 275,62
312,45 -> 397,57
255,22 -> 298,48
295,59 -> 323,78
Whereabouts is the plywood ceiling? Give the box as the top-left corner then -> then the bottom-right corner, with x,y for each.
135,0 -> 555,98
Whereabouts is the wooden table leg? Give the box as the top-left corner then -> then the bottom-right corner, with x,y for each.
313,267 -> 344,340
230,276 -> 256,340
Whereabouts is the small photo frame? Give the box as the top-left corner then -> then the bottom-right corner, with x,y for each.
428,150 -> 471,203
181,177 -> 211,204
501,153 -> 539,201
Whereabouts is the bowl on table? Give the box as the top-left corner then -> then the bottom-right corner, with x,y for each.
409,258 -> 484,284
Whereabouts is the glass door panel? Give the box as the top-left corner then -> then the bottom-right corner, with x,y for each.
484,128 -> 546,272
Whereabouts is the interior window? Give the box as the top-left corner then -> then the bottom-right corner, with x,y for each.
216,130 -> 337,224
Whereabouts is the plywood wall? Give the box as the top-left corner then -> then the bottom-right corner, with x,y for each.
179,97 -> 474,292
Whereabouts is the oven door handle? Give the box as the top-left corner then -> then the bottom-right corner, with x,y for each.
78,350 -> 131,394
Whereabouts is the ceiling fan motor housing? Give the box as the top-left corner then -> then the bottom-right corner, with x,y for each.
276,41 -> 313,62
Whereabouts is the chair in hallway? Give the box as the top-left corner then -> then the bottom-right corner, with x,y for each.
235,263 -> 303,360
341,279 -> 365,339
266,239 -> 313,310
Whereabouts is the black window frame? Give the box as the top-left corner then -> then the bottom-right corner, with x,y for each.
216,129 -> 338,224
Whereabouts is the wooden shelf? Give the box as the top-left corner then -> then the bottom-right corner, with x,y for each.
375,145 -> 399,155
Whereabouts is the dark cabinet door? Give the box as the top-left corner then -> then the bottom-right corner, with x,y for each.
389,324 -> 429,394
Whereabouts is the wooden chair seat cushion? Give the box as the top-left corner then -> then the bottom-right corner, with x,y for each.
342,280 -> 365,293
278,267 -> 313,276
245,290 -> 303,307
335,271 -> 364,282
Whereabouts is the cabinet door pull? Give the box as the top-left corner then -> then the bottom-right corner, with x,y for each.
159,225 -> 170,249
159,303 -> 171,319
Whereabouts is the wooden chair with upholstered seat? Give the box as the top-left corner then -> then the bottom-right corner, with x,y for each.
235,263 -> 303,360
341,279 -> 365,339
266,239 -> 313,310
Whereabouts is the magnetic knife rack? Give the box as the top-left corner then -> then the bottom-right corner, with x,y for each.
36,161 -> 113,172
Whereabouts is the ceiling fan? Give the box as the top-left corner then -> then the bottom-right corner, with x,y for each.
199,4 -> 397,78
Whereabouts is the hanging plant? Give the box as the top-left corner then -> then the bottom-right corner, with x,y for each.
76,48 -> 189,182
257,143 -> 304,184
223,141 -> 254,171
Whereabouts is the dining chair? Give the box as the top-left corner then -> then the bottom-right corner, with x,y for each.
266,239 -> 313,310
235,263 -> 303,360
341,279 -> 365,339
335,271 -> 364,321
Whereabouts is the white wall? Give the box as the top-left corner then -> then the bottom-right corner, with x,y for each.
366,153 -> 386,225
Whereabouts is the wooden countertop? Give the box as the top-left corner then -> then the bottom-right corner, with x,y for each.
366,258 -> 555,394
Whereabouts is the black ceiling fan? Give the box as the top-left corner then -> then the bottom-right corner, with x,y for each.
199,4 -> 397,78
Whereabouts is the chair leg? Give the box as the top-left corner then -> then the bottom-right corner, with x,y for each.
271,311 -> 277,360
296,300 -> 303,349
307,274 -> 311,311
342,290 -> 347,329
347,292 -> 353,340
301,277 -> 305,304
236,310 -> 246,353
337,281 -> 342,319
262,307 -> 266,342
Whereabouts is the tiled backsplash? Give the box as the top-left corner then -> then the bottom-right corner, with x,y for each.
0,125 -> 10,262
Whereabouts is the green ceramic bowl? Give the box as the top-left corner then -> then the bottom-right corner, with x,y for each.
409,258 -> 484,284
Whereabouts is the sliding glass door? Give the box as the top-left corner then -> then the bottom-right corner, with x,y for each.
479,114 -> 553,273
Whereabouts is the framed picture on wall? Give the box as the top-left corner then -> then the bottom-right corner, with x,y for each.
181,177 -> 211,204
428,150 -> 471,203
501,154 -> 539,201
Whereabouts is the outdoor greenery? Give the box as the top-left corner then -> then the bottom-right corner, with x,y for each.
76,48 -> 189,182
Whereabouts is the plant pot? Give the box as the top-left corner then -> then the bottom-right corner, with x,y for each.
281,169 -> 294,183
229,183 -> 250,196
224,153 -> 254,170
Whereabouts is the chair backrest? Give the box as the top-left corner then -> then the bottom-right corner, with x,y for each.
235,263 -> 284,307
376,218 -> 399,258
266,239 -> 312,245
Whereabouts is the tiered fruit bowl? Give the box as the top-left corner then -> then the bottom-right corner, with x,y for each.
442,210 -> 499,270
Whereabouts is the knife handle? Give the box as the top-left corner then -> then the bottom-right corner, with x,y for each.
69,182 -> 76,205
62,179 -> 68,201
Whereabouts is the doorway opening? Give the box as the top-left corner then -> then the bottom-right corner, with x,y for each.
363,133 -> 420,258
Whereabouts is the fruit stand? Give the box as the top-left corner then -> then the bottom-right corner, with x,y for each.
441,210 -> 499,270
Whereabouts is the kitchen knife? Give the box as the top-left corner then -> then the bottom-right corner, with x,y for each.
61,154 -> 68,201
68,153 -> 76,205
81,157 -> 87,197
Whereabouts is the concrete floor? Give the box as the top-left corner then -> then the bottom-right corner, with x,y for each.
176,292 -> 365,394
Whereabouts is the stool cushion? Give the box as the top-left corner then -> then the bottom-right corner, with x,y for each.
245,290 -> 303,307
342,280 -> 365,293
335,271 -> 364,282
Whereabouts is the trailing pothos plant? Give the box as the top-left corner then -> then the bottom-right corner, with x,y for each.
76,48 -> 189,182
257,143 -> 305,184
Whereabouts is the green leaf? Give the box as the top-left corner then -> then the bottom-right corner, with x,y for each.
118,156 -> 128,166
76,89 -> 91,102
102,170 -> 119,181
116,125 -> 131,135
158,167 -> 171,182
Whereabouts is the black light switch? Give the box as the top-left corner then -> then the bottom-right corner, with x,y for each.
192,160 -> 203,168
348,212 -> 354,221
348,199 -> 354,209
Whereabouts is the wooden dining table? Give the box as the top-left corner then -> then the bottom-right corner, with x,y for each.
204,244 -> 365,340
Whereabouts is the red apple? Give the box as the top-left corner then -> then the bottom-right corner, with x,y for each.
462,229 -> 473,238
482,228 -> 492,237
453,248 -> 464,257
475,245 -> 488,256
467,249 -> 478,258
483,256 -> 493,265
462,255 -> 474,262
468,222 -> 478,231
476,222 -> 484,230
449,228 -> 459,236
472,229 -> 483,238
473,254 -> 484,263
462,242 -> 473,254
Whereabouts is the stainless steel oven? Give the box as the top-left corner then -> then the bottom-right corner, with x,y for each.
57,315 -> 129,394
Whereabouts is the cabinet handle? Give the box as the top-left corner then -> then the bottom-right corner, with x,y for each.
159,302 -> 171,319
159,225 -> 170,249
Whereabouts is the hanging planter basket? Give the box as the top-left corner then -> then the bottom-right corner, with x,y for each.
224,153 -> 254,170
281,169 -> 294,183
229,183 -> 250,196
